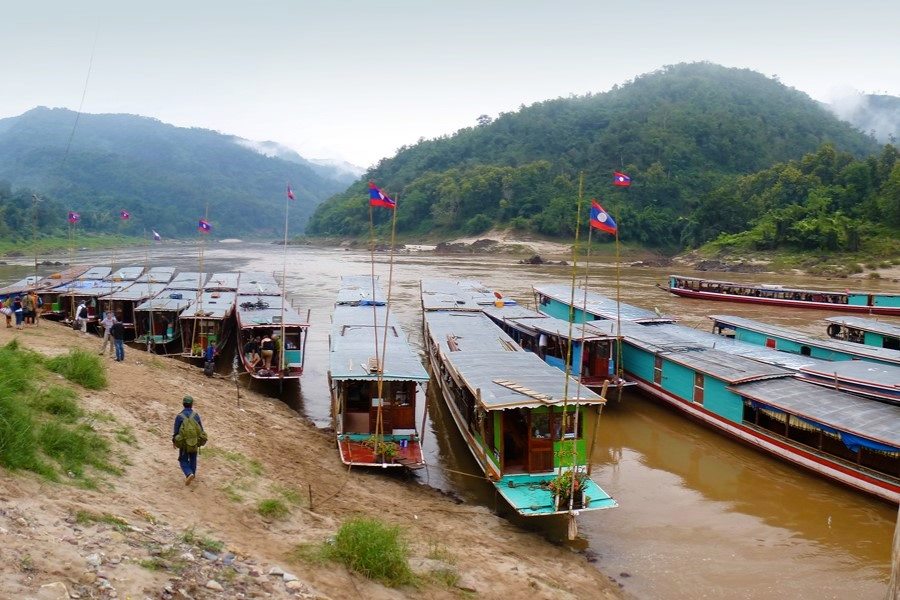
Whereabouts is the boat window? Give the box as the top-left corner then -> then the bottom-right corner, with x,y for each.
885,337 -> 900,351
800,346 -> 811,356
560,410 -> 582,439
531,412 -> 551,439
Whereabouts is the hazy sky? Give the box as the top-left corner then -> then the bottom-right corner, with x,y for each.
2,1 -> 898,168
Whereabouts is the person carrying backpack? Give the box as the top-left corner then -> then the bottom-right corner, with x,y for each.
172,396 -> 207,485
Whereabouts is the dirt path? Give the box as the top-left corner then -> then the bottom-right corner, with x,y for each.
0,322 -> 628,599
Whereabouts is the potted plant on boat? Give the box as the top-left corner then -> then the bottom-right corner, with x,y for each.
365,435 -> 399,463
548,468 -> 588,510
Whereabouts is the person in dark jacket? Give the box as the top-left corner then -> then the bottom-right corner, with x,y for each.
110,317 -> 126,362
172,396 -> 204,485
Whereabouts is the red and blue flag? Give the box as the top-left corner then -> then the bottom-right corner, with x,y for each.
589,200 -> 617,235
369,181 -> 396,209
613,171 -> 631,187
67,211 -> 80,224
120,209 -> 130,220
198,218 -> 212,233
152,230 -> 162,241
287,184 -> 295,201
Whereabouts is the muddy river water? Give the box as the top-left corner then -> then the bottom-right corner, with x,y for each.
4,242 -> 897,599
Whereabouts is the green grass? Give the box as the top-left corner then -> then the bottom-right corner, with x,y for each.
45,349 -> 107,390
203,446 -> 263,476
257,498 -> 290,520
74,510 -> 130,532
114,426 -> 138,446
180,528 -> 224,553
30,386 -> 83,422
326,517 -> 414,587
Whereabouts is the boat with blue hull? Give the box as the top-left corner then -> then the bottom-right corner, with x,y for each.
824,316 -> 900,351
329,276 -> 429,469
421,279 -> 617,517
709,314 -> 900,367
664,275 -> 900,315
534,282 -> 675,324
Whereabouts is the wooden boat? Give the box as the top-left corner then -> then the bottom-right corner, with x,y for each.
69,266 -> 145,329
51,266 -> 113,323
534,282 -> 675,324
709,314 -> 900,367
328,276 -> 429,469
539,292 -> 900,502
421,279 -> 617,517
133,272 -> 208,352
663,275 -> 900,315
0,276 -> 40,301
179,272 -> 239,359
98,267 -> 176,339
35,266 -> 91,320
825,316 -> 900,351
235,272 -> 309,382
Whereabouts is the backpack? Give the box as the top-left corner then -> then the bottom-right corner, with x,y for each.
77,306 -> 87,319
175,413 -> 207,453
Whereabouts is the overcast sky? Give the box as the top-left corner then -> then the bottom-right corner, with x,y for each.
2,1 -> 898,168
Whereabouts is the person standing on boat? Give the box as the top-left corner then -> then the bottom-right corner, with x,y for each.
172,396 -> 206,485
110,316 -> 126,362
98,311 -> 117,357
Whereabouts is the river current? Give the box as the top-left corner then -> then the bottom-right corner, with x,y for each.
2,241 -> 896,599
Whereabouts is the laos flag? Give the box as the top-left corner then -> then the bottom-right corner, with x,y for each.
369,181 -> 396,209
198,218 -> 212,233
589,200 -> 617,235
613,171 -> 631,187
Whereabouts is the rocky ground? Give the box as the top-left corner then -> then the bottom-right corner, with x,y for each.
0,322 -> 629,600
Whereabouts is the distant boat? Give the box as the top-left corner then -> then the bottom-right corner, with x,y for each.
328,276 -> 429,469
824,316 -> 900,351
421,279 -> 617,517
663,275 -> 900,315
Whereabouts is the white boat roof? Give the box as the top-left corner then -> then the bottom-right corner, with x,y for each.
483,303 -> 618,341
204,272 -> 240,291
166,272 -> 208,291
79,266 -> 113,280
136,267 -> 177,284
336,275 -> 386,306
533,282 -> 675,323
103,282 -> 169,302
134,289 -> 194,313
825,316 -> 900,338
236,294 -> 308,327
180,291 -> 237,320
0,276 -> 39,296
61,279 -> 126,298
421,279 -> 507,311
106,266 -> 144,281
35,266 -> 91,290
237,272 -> 281,295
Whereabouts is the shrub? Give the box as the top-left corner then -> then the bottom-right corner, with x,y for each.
326,517 -> 413,587
46,350 -> 107,390
31,387 -> 83,422
257,498 -> 289,520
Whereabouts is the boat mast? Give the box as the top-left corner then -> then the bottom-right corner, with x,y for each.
280,184 -> 289,376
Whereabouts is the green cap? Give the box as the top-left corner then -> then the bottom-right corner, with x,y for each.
182,395 -> 194,406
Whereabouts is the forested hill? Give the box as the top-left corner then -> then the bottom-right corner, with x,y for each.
308,62 -> 882,249
0,107 -> 350,239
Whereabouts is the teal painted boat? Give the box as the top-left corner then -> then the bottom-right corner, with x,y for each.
421,279 -> 617,517
825,316 -> 900,351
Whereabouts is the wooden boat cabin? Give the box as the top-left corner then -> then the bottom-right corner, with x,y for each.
710,314 -> 900,368
179,272 -> 240,359
825,316 -> 900,351
665,275 -> 900,316
0,276 -> 40,301
619,321 -> 900,503
421,279 -> 617,517
133,272 -> 208,352
235,272 -> 308,381
97,267 -> 176,338
533,282 -> 675,324
53,266 -> 113,322
35,266 -> 91,320
328,276 -> 429,469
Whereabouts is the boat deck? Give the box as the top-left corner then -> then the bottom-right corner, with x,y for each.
494,473 -> 617,516
337,434 -> 424,468
534,282 -> 675,323
825,316 -> 900,338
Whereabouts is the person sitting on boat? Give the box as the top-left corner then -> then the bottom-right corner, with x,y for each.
260,335 -> 275,370
243,337 -> 261,370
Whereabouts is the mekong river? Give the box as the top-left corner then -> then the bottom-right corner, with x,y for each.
4,242 -> 896,599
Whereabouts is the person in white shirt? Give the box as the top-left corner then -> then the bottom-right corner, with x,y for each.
75,302 -> 89,334
98,311 -> 117,356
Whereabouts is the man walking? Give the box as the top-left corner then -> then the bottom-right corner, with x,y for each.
98,311 -> 117,356
172,396 -> 206,485
110,316 -> 126,362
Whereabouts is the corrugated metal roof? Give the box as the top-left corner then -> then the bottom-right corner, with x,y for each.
204,272 -> 240,291
236,294 -> 307,326
710,314 -> 900,364
79,266 -> 113,280
421,279 -> 504,311
237,272 -> 281,295
106,266 -> 144,281
825,316 -> 900,338
424,310 -> 603,408
134,290 -> 193,312
330,304 -> 428,381
180,291 -> 237,320
103,282 -> 169,302
0,276 -> 39,296
167,272 -> 208,291
35,266 -> 90,290
731,378 -> 900,447
135,267 -> 176,284
61,280 -> 125,298
336,275 -> 386,305
483,304 -> 618,341
533,283 -> 674,323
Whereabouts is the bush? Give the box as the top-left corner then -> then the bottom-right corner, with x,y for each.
462,214 -> 492,236
257,498 -> 289,520
46,349 -> 107,390
327,517 -> 413,587
31,387 -> 83,422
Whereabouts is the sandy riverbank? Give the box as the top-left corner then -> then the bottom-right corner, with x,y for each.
0,322 -> 628,599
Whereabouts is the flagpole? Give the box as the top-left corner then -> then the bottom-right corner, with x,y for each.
280,184 -> 289,376
366,191 -> 384,446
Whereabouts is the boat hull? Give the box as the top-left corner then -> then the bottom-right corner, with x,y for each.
667,287 -> 900,316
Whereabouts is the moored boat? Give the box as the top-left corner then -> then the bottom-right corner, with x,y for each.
0,276 -> 40,301
179,272 -> 239,359
534,282 -> 674,324
35,266 -> 91,320
133,272 -> 208,352
98,267 -> 177,339
664,275 -> 900,315
824,316 -> 900,351
328,276 -> 429,469
51,266 -> 113,323
421,279 -> 617,517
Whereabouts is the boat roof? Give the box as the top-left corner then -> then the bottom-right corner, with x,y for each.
424,310 -> 604,408
106,266 -> 144,281
103,282 -> 169,302
330,304 -> 428,381
421,279 -> 507,311
628,322 -> 900,387
134,288 -> 195,312
825,316 -> 900,338
236,294 -> 308,327
79,266 -> 113,280
135,267 -> 176,284
336,275 -> 386,306
710,314 -> 900,364
533,282 -> 675,323
237,272 -> 281,295
204,272 -> 240,291
0,276 -> 40,296
35,266 -> 91,291
61,279 -> 126,298
180,291 -> 237,319
483,304 -> 618,341
166,272 -> 208,291
731,378 -> 900,448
